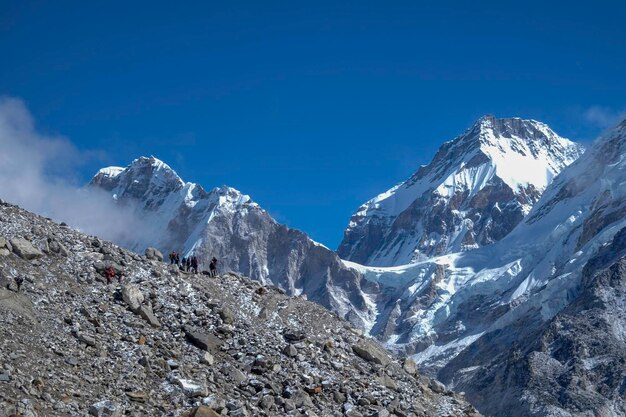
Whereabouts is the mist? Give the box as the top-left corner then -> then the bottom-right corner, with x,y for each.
0,96 -> 149,245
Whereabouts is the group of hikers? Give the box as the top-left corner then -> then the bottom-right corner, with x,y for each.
102,250 -> 220,285
169,251 -> 199,273
168,251 -> 219,277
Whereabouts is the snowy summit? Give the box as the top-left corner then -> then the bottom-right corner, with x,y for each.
338,115 -> 584,266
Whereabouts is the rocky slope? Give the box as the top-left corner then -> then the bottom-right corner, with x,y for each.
89,157 -> 376,331
338,115 -> 584,266
0,200 -> 478,417
342,119 -> 626,416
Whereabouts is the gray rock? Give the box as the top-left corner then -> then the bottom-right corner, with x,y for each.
260,395 -> 275,410
65,357 -> 80,366
352,339 -> 391,366
378,374 -> 397,391
138,304 -> 161,327
88,400 -> 123,416
0,237 -> 12,254
402,358 -> 417,375
121,284 -> 144,312
48,238 -> 68,256
283,329 -> 306,342
191,406 -> 221,417
200,351 -> 214,365
172,375 -> 208,397
10,237 -> 44,260
16,398 -> 37,417
218,306 -> 235,324
184,326 -> 224,353
229,408 -> 249,417
225,365 -> 247,384
144,247 -> 163,261
428,378 -> 446,394
282,344 -> 298,357
76,332 -> 97,347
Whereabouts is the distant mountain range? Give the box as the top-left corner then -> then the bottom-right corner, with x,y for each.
88,115 -> 626,416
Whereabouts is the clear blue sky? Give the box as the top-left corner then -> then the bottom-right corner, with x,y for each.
1,1 -> 624,248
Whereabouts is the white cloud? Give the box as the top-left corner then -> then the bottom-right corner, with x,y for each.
583,105 -> 626,129
0,96 -> 147,244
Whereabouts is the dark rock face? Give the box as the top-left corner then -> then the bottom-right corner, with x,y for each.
338,116 -> 584,266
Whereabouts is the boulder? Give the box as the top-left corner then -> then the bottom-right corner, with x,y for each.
88,400 -> 123,417
145,247 -> 164,261
403,358 -> 417,375
378,374 -> 398,391
10,238 -> 43,260
218,306 -> 235,324
126,391 -> 148,403
121,284 -> 144,312
283,329 -> 306,342
172,375 -> 208,397
16,398 -> 37,417
47,238 -> 69,256
200,352 -> 215,365
282,344 -> 298,357
428,378 -> 446,394
0,237 -> 12,256
352,340 -> 391,366
191,406 -> 221,417
184,326 -> 224,353
76,332 -> 97,347
224,365 -> 247,384
138,304 -> 161,327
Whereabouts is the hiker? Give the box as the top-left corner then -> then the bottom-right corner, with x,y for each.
191,256 -> 198,274
186,257 -> 191,272
105,266 -> 117,285
15,276 -> 24,291
180,257 -> 186,271
169,251 -> 175,264
209,257 -> 218,277
175,252 -> 180,266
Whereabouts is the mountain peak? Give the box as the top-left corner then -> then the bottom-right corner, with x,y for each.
338,116 -> 585,265
127,156 -> 178,176
89,156 -> 185,203
470,115 -> 558,144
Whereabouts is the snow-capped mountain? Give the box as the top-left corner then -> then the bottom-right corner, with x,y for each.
87,116 -> 626,416
89,156 -> 375,328
338,115 -> 584,266
342,119 -> 626,416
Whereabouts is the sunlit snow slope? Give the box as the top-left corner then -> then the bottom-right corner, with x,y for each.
338,115 -> 584,266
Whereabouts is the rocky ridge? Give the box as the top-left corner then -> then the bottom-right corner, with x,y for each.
0,201 -> 477,417
89,157 -> 376,332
